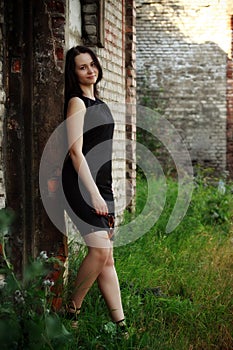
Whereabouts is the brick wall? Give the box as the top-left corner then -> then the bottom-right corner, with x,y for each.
0,0 -> 5,208
125,0 -> 136,208
44,0 -> 66,70
0,0 -> 135,277
40,0 -> 136,230
227,14 -> 233,176
96,0 -> 126,215
66,0 -> 135,217
136,0 -> 232,173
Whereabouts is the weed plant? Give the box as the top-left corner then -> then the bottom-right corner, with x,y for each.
65,171 -> 233,349
1,170 -> 233,349
0,209 -> 72,350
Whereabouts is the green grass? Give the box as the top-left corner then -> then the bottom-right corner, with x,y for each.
63,174 -> 233,349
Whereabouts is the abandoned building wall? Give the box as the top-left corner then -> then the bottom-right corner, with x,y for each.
1,0 -> 136,275
125,0 -> 137,210
0,1 -> 5,209
43,0 -> 137,235
0,0 -> 136,300
65,0 -> 136,224
125,0 -> 137,208
75,0 -> 136,215
226,8 -> 233,176
65,0 -> 125,218
136,0 -> 232,173
96,0 -> 127,214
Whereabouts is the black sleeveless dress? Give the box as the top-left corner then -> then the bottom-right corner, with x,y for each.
62,96 -> 115,236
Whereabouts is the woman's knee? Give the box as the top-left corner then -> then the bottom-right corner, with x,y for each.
84,230 -> 112,249
88,247 -> 111,265
105,254 -> 115,268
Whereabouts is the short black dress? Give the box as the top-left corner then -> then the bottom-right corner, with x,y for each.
62,96 -> 115,236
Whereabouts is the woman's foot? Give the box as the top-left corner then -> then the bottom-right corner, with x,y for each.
115,319 -> 129,338
65,301 -> 81,321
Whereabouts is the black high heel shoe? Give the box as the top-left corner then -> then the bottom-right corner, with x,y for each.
115,319 -> 129,338
65,301 -> 81,321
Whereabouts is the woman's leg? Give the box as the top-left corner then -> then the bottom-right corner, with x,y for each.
71,230 -> 124,323
71,230 -> 112,309
97,249 -> 125,322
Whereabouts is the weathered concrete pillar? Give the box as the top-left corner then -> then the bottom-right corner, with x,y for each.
3,0 -> 67,309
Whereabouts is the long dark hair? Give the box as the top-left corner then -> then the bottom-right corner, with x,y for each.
64,46 -> 103,116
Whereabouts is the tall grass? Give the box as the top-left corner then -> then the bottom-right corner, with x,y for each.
64,173 -> 233,349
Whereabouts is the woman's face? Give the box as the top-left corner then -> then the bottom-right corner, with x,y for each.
74,53 -> 99,87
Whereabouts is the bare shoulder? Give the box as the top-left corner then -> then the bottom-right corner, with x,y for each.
67,97 -> 86,118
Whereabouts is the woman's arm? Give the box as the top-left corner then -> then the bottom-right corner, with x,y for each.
66,97 -> 108,216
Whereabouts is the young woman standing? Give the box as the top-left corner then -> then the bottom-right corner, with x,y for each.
62,46 -> 126,332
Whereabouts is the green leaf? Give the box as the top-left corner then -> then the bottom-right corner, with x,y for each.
0,208 -> 15,237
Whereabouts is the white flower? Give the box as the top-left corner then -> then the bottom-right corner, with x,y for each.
39,251 -> 49,260
0,274 -> 6,289
218,180 -> 226,195
14,290 -> 25,304
43,279 -> 54,287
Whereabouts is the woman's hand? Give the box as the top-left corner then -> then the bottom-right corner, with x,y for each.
91,192 -> 108,216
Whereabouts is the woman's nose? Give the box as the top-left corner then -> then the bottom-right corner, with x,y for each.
88,65 -> 94,73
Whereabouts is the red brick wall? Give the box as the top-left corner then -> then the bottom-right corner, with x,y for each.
45,0 -> 66,69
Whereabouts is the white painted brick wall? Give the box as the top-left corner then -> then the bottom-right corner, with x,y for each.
96,0 -> 126,217
66,0 -> 126,221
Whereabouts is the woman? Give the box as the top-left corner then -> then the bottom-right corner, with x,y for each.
62,46 -> 126,332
